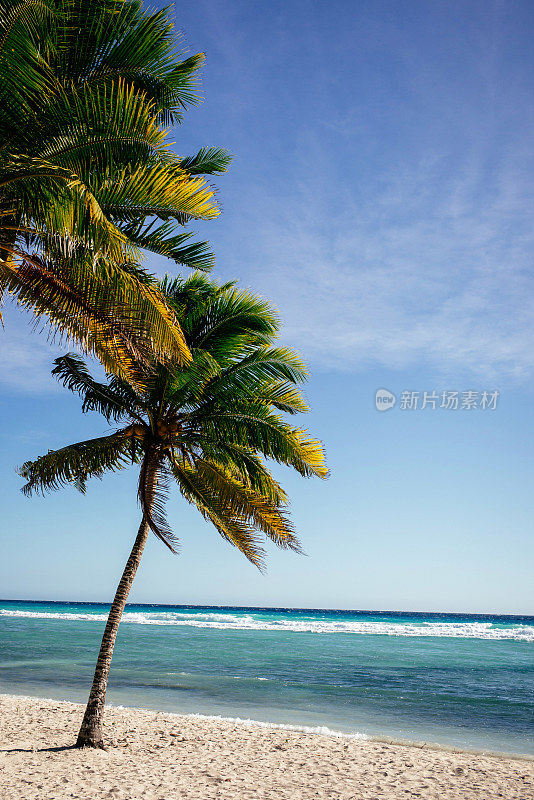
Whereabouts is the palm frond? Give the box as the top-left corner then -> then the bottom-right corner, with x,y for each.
188,404 -> 329,479
156,53 -> 205,121
119,221 -> 214,271
194,459 -> 301,552
164,347 -> 222,406
189,439 -> 288,505
162,271 -> 234,316
51,353 -> 144,422
179,287 -> 280,359
0,254 -> 192,385
18,432 -> 132,495
1,0 -> 226,383
98,161 -> 220,221
180,147 -> 232,176
0,0 -> 56,131
250,379 -> 310,414
138,455 -> 178,552
169,459 -> 266,568
0,254 -> 144,382
191,348 -> 309,412
34,79 -> 170,176
0,155 -> 134,264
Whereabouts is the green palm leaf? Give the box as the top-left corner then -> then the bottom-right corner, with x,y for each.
52,353 -> 145,422
169,459 -> 266,568
19,432 -> 132,495
179,147 -> 233,176
1,0 -> 227,380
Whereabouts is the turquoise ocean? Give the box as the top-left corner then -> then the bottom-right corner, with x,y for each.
1,600 -> 533,755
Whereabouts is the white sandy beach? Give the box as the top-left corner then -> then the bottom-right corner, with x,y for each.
0,694 -> 532,799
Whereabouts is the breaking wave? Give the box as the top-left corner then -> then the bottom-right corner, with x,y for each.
1,608 -> 533,641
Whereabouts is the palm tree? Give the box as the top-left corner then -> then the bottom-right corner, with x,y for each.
0,0 -> 231,381
18,274 -> 329,748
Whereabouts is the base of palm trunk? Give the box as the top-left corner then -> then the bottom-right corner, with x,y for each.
75,733 -> 105,749
75,721 -> 105,749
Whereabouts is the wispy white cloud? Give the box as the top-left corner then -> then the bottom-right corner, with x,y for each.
3,136 -> 531,392
223,128 -> 534,382
191,0 -> 534,383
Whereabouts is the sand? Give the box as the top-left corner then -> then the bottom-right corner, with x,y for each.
0,694 -> 532,799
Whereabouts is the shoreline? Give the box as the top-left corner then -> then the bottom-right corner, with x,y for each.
3,690 -> 533,761
1,694 -> 533,800
10,692 -> 534,762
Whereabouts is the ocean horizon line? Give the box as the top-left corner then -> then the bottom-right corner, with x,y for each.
1,598 -> 532,620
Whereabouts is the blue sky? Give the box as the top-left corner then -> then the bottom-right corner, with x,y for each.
1,0 -> 533,613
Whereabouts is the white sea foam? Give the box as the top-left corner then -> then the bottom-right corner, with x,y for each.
1,608 -> 533,641
109,704 -> 368,739
175,713 -> 369,739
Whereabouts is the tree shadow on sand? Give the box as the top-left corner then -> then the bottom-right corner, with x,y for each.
1,744 -> 77,753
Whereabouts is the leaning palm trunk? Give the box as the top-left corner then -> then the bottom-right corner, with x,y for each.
76,454 -> 159,748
